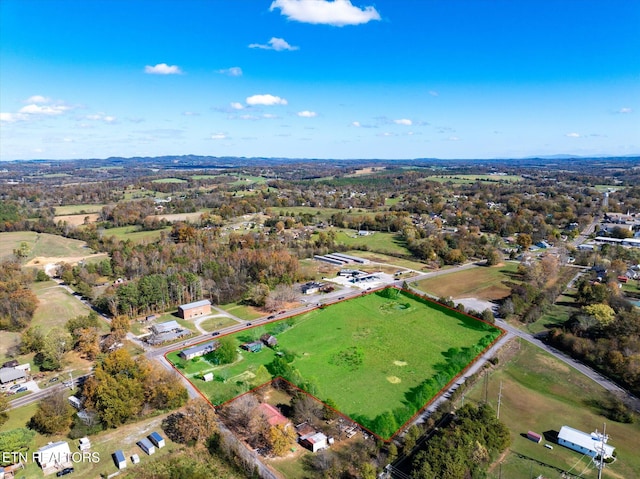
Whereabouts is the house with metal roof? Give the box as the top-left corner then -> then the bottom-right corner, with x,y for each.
0,367 -> 26,385
178,299 -> 212,319
179,341 -> 219,360
558,426 -> 615,458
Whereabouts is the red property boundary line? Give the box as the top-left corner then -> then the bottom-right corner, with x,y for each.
164,286 -> 506,441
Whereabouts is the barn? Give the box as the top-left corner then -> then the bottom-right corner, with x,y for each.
178,299 -> 212,319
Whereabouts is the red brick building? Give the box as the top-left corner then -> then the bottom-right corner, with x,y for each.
178,299 -> 212,319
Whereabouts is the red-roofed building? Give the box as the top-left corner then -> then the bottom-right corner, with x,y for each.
258,403 -> 289,427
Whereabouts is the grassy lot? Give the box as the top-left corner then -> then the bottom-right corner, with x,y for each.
463,340 -> 640,479
54,213 -> 101,226
1,281 -> 105,368
217,302 -> 265,321
342,250 -> 429,271
55,204 -> 107,215
168,290 -> 501,438
525,291 -> 578,334
318,229 -> 411,257
415,262 -> 520,301
151,177 -> 188,183
0,232 -> 95,261
199,317 -> 239,332
149,211 -> 206,223
425,174 -> 522,184
99,226 -> 171,242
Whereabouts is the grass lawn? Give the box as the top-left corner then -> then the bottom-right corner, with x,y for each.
343,250 -> 429,271
99,225 -> 171,242
199,317 -> 239,332
169,289 -> 501,438
151,177 -> 188,183
218,302 -> 265,321
464,340 -> 640,479
525,291 -> 578,334
415,262 -> 520,301
319,229 -> 411,257
0,232 -> 95,261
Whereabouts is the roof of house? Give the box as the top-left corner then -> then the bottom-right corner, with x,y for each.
180,341 -> 218,357
0,367 -> 26,384
37,441 -> 70,454
304,432 -> 328,445
558,426 -> 615,456
295,422 -> 317,438
152,320 -> 181,334
179,299 -> 211,310
258,403 -> 289,427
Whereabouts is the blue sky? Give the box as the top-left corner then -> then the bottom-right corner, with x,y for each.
1,0 -> 638,160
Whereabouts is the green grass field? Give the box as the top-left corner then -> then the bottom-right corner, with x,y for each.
217,301 -> 265,321
318,229 -> 411,257
151,177 -> 188,183
99,225 -> 171,242
168,289 -> 501,438
464,340 -> 640,479
0,232 -> 95,260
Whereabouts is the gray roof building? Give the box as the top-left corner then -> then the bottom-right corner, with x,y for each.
0,367 -> 26,384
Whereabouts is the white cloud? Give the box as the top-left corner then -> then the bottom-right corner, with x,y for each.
144,63 -> 183,75
218,67 -> 243,76
182,111 -> 199,116
394,118 -> 412,126
0,112 -> 25,123
352,121 -> 361,127
249,37 -> 299,51
565,132 -> 581,138
210,133 -> 227,140
618,107 -> 632,114
230,102 -> 245,110
298,110 -> 317,118
246,94 -> 288,106
428,90 -> 439,97
25,95 -> 51,104
85,113 -> 117,124
448,136 -> 460,141
19,103 -> 70,116
262,113 -> 279,119
270,0 -> 381,26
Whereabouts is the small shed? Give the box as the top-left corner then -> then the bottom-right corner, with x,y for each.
131,454 -> 140,465
260,334 -> 278,348
241,341 -> 262,352
113,450 -> 127,469
137,437 -> 156,455
203,372 -> 214,382
68,395 -> 82,409
148,431 -> 165,449
78,437 -> 91,451
526,431 -> 542,443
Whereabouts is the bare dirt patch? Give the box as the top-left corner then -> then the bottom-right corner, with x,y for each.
386,376 -> 402,384
26,254 -> 108,269
393,360 -> 408,366
54,213 -> 100,226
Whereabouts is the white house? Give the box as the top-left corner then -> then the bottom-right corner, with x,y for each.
558,426 -> 615,459
35,441 -> 71,471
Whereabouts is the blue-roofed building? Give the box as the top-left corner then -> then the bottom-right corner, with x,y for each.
113,450 -> 126,469
148,431 -> 165,448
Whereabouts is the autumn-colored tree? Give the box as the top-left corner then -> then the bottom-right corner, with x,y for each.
267,424 -> 296,456
583,303 -> 616,325
28,391 -> 75,435
162,399 -> 219,445
516,233 -> 532,250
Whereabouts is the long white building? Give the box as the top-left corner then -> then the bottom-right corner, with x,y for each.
558,426 -> 615,458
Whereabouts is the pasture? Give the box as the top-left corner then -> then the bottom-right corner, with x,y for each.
0,232 -> 96,261
98,225 -> 171,242
425,174 -> 522,184
415,262 -> 519,301
54,204 -> 106,215
168,289 -> 501,439
464,340 -> 640,479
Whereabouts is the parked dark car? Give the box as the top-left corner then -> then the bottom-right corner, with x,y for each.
211,332 -> 220,336
56,467 -> 74,476
16,387 -> 27,393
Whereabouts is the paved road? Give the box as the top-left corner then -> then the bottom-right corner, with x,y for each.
8,375 -> 90,410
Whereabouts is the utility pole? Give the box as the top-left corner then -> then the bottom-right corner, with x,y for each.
497,380 -> 503,419
597,423 -> 609,479
484,370 -> 489,403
